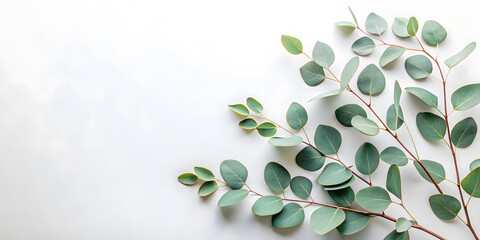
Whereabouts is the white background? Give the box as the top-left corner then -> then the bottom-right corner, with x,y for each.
0,0 -> 479,239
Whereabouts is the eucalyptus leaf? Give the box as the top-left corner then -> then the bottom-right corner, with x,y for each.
314,125 -> 342,154
405,87 -> 438,108
451,84 -> 480,111
337,211 -> 370,235
290,176 -> 312,199
357,64 -> 386,95
281,35 -> 303,55
451,117 -> 477,148
405,55 -> 433,80
366,12 -> 387,35
392,17 -> 410,38
198,181 -> 218,197
194,167 -> 215,181
422,20 -> 447,46
416,112 -> 446,142
246,97 -> 263,114
317,163 -> 353,186
335,104 -> 367,127
340,56 -> 360,88
178,173 -> 198,185
407,17 -> 419,36
414,160 -> 445,184
470,159 -> 480,171
311,207 -> 346,235
352,116 -> 380,136
429,194 -> 461,220
323,176 -> 355,191
300,61 -> 325,86
348,6 -> 358,26
356,186 -> 392,213
313,41 -> 335,68
328,187 -> 355,207
229,104 -> 249,116
394,81 -> 402,120
461,168 -> 480,198
396,218 -> 412,232
218,189 -> 249,207
335,21 -> 356,29
380,46 -> 406,67
445,42 -> 476,68
380,147 -> 408,166
352,37 -> 375,56
264,162 -> 291,192
386,104 -> 404,131
295,146 -> 325,171
286,102 -> 308,130
309,89 -> 344,101
355,142 -> 380,175
269,136 -> 304,147
257,122 -> 277,137
272,203 -> 304,228
384,230 -> 410,240
220,160 -> 248,189
252,195 -> 283,216
239,118 -> 258,129
386,164 -> 402,200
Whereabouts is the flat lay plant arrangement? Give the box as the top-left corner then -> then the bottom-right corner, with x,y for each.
178,8 -> 480,240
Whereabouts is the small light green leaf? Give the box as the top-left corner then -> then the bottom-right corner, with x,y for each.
340,56 -> 360,89
429,194 -> 461,220
405,55 -> 433,80
394,81 -> 402,121
445,42 -> 476,68
290,176 -> 313,199
286,102 -> 308,130
272,203 -> 304,228
384,230 -> 410,240
252,195 -> 283,216
239,118 -> 257,129
308,89 -> 344,101
295,146 -> 325,171
194,167 -> 215,181
313,41 -> 335,69
352,37 -> 375,56
328,187 -> 355,207
246,97 -> 263,114
386,164 -> 402,200
451,84 -> 480,111
348,6 -> 358,27
217,189 -> 249,207
366,12 -> 387,35
357,64 -> 386,95
335,21 -> 356,29
396,217 -> 412,232
178,173 -> 198,185
416,112 -> 446,142
300,61 -> 325,86
337,211 -> 371,235
380,147 -> 408,166
335,104 -> 367,127
264,162 -> 291,192
311,207 -> 346,235
452,117 -> 477,148
355,142 -> 380,175
198,181 -> 218,197
387,104 -> 404,131
405,87 -> 438,108
268,136 -> 303,147
407,17 -> 419,36
392,17 -> 410,38
314,125 -> 342,155
220,160 -> 248,189
352,116 -> 380,136
281,35 -> 303,55
228,104 -> 249,116
470,159 -> 480,171
257,122 -> 277,137
317,163 -> 353,186
414,160 -> 445,184
422,20 -> 447,46
461,168 -> 480,198
380,46 -> 406,67
356,186 -> 392,213
323,176 -> 355,191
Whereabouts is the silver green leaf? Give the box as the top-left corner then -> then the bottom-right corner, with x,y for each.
351,116 -> 380,136
392,17 -> 410,38
268,136 -> 303,147
286,102 -> 308,130
313,41 -> 335,68
317,163 -> 353,186
290,176 -> 313,199
300,61 -> 325,86
239,118 -> 257,129
220,160 -> 248,189
264,162 -> 291,192
396,217 -> 412,232
407,17 -> 418,36
314,125 -> 342,155
381,147 -> 408,166
272,203 -> 304,228
217,189 -> 249,207
352,37 -> 375,56
365,12 -> 387,35
416,112 -> 446,142
386,164 -> 402,200
451,117 -> 477,148
357,64 -> 386,95
335,21 -> 356,29
461,168 -> 480,198
256,122 -> 277,137
445,42 -> 476,68
451,84 -> 480,111
311,207 -> 346,235
281,35 -> 303,55
246,97 -> 263,114
295,146 -> 325,171
252,195 -> 283,216
405,87 -> 438,108
228,104 -> 249,116
380,46 -> 406,67
356,186 -> 392,213
355,142 -> 380,175
422,20 -> 447,46
335,104 -> 367,127
414,160 -> 445,184
386,104 -> 404,131
405,55 -> 432,80
429,194 -> 461,220
194,167 -> 215,181
337,211 -> 370,235
198,181 -> 218,197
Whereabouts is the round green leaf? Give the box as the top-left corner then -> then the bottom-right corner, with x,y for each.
335,21 -> 356,29
451,117 -> 477,148
416,112 -> 446,142
335,104 -> 367,127
384,230 -> 410,240
228,104 -> 249,116
198,181 -> 218,197
328,187 -> 355,207
300,61 -> 325,86
246,97 -> 263,114
257,122 -> 277,137
268,136 -> 303,147
264,162 -> 291,192
366,12 -> 387,35
314,125 -> 342,155
405,87 -> 438,108
380,46 -> 406,67
451,84 -> 480,111
352,37 -> 375,56
286,102 -> 308,130
396,217 -> 412,232
324,176 -> 355,191
220,160 -> 248,189
380,147 -> 408,166
281,35 -> 302,55
429,194 -> 461,220
290,176 -> 312,199
178,173 -> 198,185
217,189 -> 249,207
357,64 -> 386,95
312,41 -> 335,69
194,167 -> 215,181
337,211 -> 370,235
405,55 -> 432,80
239,118 -> 257,129
422,20 -> 447,46
407,17 -> 419,36
295,146 -> 325,171
352,116 -> 380,136
355,142 -> 380,175
414,160 -> 445,184
252,195 -> 283,216
386,164 -> 402,200
445,42 -> 476,68
356,186 -> 392,213
461,168 -> 480,198
317,163 -> 353,186
311,207 -> 346,235
387,104 -> 404,131
272,203 -> 304,228
470,159 -> 480,171
392,17 -> 410,38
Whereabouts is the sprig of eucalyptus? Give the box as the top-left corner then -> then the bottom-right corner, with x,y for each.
178,8 -> 480,240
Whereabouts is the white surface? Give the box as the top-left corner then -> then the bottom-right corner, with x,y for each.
0,0 -> 479,239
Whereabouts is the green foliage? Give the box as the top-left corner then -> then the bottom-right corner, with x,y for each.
352,37 -> 375,56
405,87 -> 438,108
386,104 -> 404,131
461,168 -> 480,198
451,84 -> 480,110
380,147 -> 408,166
229,104 -> 249,115
445,42 -> 476,68
365,12 -> 387,35
311,207 -> 345,235
396,217 -> 412,232
281,35 -> 303,55
337,211 -> 370,235
317,163 -> 353,186
416,112 -> 446,142
328,187 -> 355,206
335,21 -> 356,29
194,167 -> 215,181
178,173 -> 198,185
220,160 -> 248,189
272,203 -> 304,228
264,162 -> 291,192
414,160 -> 445,184
384,230 -> 410,240
256,122 -> 277,137
313,41 -> 335,68
392,17 -> 410,38
286,102 -> 308,130
290,176 -> 312,198
380,46 -> 406,67
405,55 -> 432,80
218,189 -> 249,207
239,118 -> 258,129
314,125 -> 342,154
252,196 -> 283,216
323,176 -> 355,190
429,194 -> 461,220
422,20 -> 447,46
355,142 -> 380,175
295,146 -> 325,171
352,115 -> 380,136
470,159 -> 480,171
386,164 -> 402,200
356,186 -> 392,213
407,17 -> 419,36
451,117 -> 477,148
268,136 -> 303,147
198,181 -> 218,197
246,97 -> 263,114
335,104 -> 367,127
357,64 -> 386,95
300,61 -> 325,86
